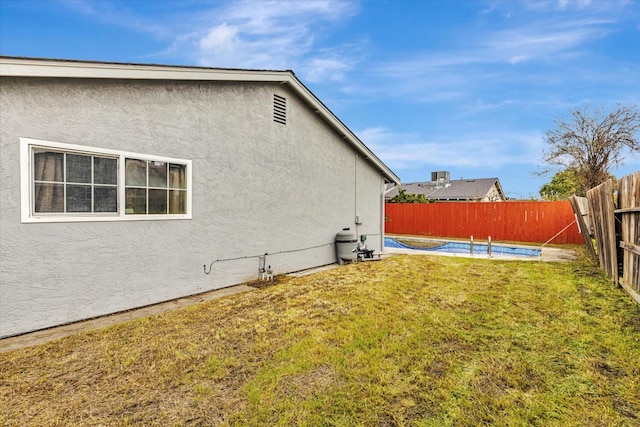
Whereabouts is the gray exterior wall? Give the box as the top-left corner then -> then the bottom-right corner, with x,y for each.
0,77 -> 386,337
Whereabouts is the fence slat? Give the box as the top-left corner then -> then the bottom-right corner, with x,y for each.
569,196 -> 597,261
587,180 -> 618,283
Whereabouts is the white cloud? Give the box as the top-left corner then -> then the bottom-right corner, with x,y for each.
376,14 -> 613,75
59,0 -> 172,38
559,0 -> 593,10
484,18 -> 613,64
179,0 -> 360,76
192,20 -> 312,70
303,57 -> 352,82
481,3 -> 498,14
60,0 -> 361,81
198,24 -> 239,52
350,3 -> 629,109
358,126 -> 545,171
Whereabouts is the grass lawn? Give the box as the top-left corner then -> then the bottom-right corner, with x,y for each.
1,251 -> 639,426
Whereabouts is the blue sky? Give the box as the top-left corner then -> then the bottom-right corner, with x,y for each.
1,0 -> 639,198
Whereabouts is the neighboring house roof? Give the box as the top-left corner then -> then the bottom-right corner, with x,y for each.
0,56 -> 400,185
386,177 -> 506,201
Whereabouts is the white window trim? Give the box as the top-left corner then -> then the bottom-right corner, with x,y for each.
20,137 -> 192,223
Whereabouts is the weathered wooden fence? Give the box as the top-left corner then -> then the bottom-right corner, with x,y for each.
574,172 -> 640,304
617,173 -> 640,302
568,195 -> 597,260
385,201 -> 583,244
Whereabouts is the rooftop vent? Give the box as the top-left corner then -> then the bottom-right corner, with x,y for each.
273,94 -> 286,125
431,171 -> 451,188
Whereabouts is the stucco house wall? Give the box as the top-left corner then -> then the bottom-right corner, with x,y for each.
482,183 -> 505,202
0,58 -> 398,337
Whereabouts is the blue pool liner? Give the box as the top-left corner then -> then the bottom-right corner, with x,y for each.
384,237 -> 541,257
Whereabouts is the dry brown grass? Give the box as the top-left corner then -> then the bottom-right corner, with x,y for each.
1,253 -> 639,426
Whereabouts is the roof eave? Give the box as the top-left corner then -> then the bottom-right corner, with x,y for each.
0,56 -> 291,82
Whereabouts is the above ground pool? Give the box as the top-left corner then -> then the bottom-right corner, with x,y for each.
384,237 -> 542,258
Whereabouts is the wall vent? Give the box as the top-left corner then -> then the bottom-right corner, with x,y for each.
273,94 -> 286,125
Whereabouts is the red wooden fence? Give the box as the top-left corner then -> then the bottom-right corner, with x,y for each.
385,201 -> 582,244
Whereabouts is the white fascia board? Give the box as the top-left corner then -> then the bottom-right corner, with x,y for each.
494,179 -> 506,200
1,56 -> 400,185
0,57 -> 290,82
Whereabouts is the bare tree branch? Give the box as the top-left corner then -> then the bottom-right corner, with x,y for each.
541,104 -> 640,196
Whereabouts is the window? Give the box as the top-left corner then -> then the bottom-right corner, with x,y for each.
21,138 -> 191,223
125,159 -> 187,215
33,150 -> 118,213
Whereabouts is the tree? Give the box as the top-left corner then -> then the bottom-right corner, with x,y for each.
539,168 -> 583,200
387,188 -> 432,203
541,104 -> 640,196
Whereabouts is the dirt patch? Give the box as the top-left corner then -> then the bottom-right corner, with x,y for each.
245,275 -> 286,290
